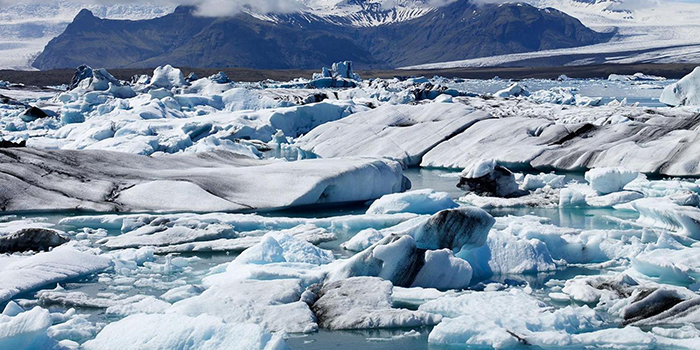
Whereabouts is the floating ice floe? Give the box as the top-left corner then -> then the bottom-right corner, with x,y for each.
62,211 -> 416,254
0,246 -> 112,303
529,87 -> 602,106
421,290 -> 613,349
609,72 -> 666,82
366,189 -> 457,215
457,159 -> 523,198
311,277 -> 441,330
0,149 -> 408,212
585,167 -> 639,195
171,278 -> 318,334
82,313 -> 288,350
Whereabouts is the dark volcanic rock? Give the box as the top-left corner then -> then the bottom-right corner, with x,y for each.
33,1 -> 608,70
0,228 -> 68,253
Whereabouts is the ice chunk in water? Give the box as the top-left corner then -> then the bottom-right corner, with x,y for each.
421,290 -> 604,348
585,167 -> 639,195
148,65 -> 186,89
366,189 -> 457,215
0,306 -> 53,350
660,66 -> 700,106
82,313 -> 288,350
311,277 -> 441,330
0,247 -> 112,303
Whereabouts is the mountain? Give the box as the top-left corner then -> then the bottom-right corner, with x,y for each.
404,0 -> 700,69
0,1 -> 173,70
32,0 -> 607,70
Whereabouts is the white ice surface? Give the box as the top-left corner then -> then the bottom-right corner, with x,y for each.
82,313 -> 288,350
0,149 -> 407,212
297,102 -> 490,166
0,246 -> 111,303
366,189 -> 457,215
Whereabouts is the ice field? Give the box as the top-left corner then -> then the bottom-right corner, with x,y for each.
2,62 -> 700,349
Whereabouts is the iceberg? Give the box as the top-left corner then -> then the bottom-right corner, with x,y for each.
493,83 -> 529,98
632,197 -> 700,239
660,66 -> 700,106
609,73 -> 666,82
309,61 -> 361,88
459,229 -> 556,281
298,103 -> 491,166
148,65 -> 187,89
584,167 -> 639,194
421,105 -> 700,176
329,207 -> 492,289
0,306 -> 53,350
0,228 -> 68,253
311,277 -> 441,330
366,189 -> 457,215
408,207 -> 494,251
457,159 -> 523,197
0,149 -> 408,212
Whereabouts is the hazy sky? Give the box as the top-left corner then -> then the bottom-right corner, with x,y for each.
1,0 -> 699,17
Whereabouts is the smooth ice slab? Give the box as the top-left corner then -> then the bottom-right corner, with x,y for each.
421,107 -> 700,176
0,247 -> 112,303
0,149 -> 408,212
297,103 -> 491,166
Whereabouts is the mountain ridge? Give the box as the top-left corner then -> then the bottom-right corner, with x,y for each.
33,0 -> 609,70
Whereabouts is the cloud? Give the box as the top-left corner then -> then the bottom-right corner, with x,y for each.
189,0 -> 302,17
0,0 -> 672,18
0,0 -> 304,17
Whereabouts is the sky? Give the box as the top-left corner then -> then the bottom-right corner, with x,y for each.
1,0 -> 700,17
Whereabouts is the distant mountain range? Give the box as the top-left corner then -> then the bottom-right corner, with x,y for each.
406,0 -> 700,68
0,1 -> 174,70
32,0 -> 607,70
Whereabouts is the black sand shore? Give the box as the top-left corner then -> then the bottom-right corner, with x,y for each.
1,63 -> 698,87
